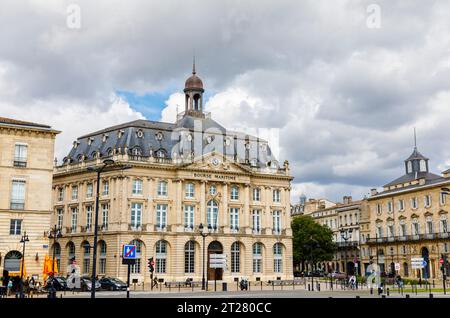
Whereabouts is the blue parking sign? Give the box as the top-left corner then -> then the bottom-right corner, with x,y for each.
123,244 -> 137,259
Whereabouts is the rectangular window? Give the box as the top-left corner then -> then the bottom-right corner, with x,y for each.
130,259 -> 141,274
86,206 -> 92,231
102,204 -> 109,229
387,201 -> 393,213
388,225 -> 394,237
398,199 -> 405,211
440,192 -> 446,205
413,222 -> 420,235
57,188 -> 64,202
71,186 -> 78,200
130,203 -> 142,229
427,221 -> 433,234
132,179 -> 143,195
99,259 -> 106,274
411,197 -> 418,209
376,226 -> 383,238
273,189 -> 281,203
253,258 -> 262,273
252,210 -> 261,234
11,179 -> 26,210
102,180 -> 109,196
230,187 -> 239,200
14,144 -> 28,167
400,224 -> 406,237
424,195 -> 432,208
156,258 -> 166,273
157,181 -> 168,196
57,208 -> 63,229
230,208 -> 239,231
156,204 -> 167,230
253,188 -> 261,201
376,204 -> 382,214
185,183 -> 194,198
86,183 -> 93,198
272,210 -> 281,234
71,207 -> 78,233
442,219 -> 448,233
184,205 -> 194,230
9,219 -> 22,235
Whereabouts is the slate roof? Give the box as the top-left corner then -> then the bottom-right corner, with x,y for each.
0,116 -> 52,129
65,114 -> 277,168
383,171 -> 442,188
405,147 -> 429,161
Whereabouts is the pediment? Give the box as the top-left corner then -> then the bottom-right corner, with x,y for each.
439,209 -> 448,215
411,213 -> 419,219
180,152 -> 252,174
424,211 -> 433,217
398,215 -> 407,220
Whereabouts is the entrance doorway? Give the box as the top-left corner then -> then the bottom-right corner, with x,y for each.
207,241 -> 223,280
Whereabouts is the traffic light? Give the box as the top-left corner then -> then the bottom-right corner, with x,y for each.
148,257 -> 154,273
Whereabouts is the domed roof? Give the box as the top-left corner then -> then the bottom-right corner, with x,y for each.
184,59 -> 204,90
185,73 -> 203,90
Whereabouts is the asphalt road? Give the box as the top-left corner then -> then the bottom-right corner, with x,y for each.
60,288 -> 450,298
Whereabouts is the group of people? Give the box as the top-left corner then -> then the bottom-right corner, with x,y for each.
1,271 -> 43,298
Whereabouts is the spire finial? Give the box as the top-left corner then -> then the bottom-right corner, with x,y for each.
192,54 -> 196,75
414,127 -> 417,149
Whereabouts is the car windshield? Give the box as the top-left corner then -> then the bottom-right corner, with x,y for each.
110,278 -> 125,284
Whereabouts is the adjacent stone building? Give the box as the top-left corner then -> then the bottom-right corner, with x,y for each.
360,145 -> 450,279
0,117 -> 59,279
51,66 -> 294,284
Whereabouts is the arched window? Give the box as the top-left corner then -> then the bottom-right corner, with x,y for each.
274,243 -> 283,273
231,242 -> 240,273
403,262 -> 409,276
253,243 -> 263,273
230,186 -> 239,200
82,241 -> 90,274
4,250 -> 22,272
207,200 -> 219,230
67,242 -> 76,264
130,239 -> 142,274
156,240 -> 167,273
157,180 -> 168,196
407,161 -> 412,173
99,241 -> 107,274
184,241 -> 195,273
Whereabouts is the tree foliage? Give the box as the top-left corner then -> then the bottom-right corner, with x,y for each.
291,215 -> 337,266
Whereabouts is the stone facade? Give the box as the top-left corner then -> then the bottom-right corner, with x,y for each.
51,68 -> 293,284
0,117 -> 59,279
360,146 -> 450,279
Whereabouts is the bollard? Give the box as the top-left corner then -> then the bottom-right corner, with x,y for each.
381,295 -> 386,298
272,281 -> 274,291
261,281 -> 263,291
429,293 -> 433,298
406,294 -> 410,298
178,283 -> 181,293
370,288 -> 373,295
169,284 -> 171,292
356,296 -> 360,298
387,288 -> 390,296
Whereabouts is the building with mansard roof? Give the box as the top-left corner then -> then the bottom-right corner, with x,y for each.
51,64 -> 293,285
360,144 -> 450,280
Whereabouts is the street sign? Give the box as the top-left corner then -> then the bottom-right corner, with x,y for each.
210,254 -> 227,269
411,257 -> 425,269
123,244 -> 137,259
395,263 -> 401,271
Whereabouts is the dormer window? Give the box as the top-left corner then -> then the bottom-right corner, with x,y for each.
136,130 -> 144,138
187,133 -> 193,142
118,130 -> 124,138
87,137 -> 94,146
107,148 -> 114,157
132,147 -> 142,156
206,135 -> 213,144
73,141 -> 80,149
77,155 -> 84,162
224,138 -> 231,146
407,161 -> 412,174
102,134 -> 108,143
155,132 -> 163,141
260,143 -> 267,152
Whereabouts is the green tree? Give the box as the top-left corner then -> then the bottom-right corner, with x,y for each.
291,215 -> 337,272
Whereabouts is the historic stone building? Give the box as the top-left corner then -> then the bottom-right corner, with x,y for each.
291,196 -> 364,275
360,145 -> 450,280
0,117 -> 59,279
51,65 -> 293,284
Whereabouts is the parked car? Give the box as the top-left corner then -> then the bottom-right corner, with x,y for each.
99,277 -> 127,291
80,276 -> 101,292
305,270 -> 325,277
330,271 -> 347,280
44,276 -> 68,291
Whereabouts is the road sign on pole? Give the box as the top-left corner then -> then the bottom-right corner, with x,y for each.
210,254 -> 227,269
395,263 -> 401,271
411,257 -> 425,269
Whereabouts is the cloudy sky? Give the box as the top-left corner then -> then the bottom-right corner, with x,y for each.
2,0 -> 450,202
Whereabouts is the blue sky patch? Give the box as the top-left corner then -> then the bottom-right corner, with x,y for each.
116,90 -> 173,121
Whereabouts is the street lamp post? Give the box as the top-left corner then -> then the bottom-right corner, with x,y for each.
47,225 -> 62,280
390,246 -> 395,276
198,223 -> 209,291
19,231 -> 29,298
87,159 -> 131,299
340,227 -> 353,280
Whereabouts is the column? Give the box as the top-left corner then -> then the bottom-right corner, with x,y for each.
200,181 -> 206,225
265,186 -> 272,235
244,184 -> 250,232
175,179 -> 183,228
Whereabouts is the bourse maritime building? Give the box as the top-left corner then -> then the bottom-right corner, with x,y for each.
51,66 -> 293,284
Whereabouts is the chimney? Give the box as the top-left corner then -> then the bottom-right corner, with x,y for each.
343,196 -> 352,204
370,188 -> 378,196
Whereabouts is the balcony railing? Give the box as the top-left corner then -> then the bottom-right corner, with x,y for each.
10,200 -> 25,210
13,157 -> 27,167
366,232 -> 450,244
